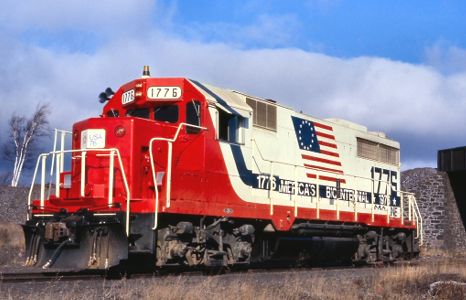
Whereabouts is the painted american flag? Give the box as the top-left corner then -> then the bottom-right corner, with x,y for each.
291,116 -> 346,184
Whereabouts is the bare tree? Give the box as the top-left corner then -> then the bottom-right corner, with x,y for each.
4,104 -> 50,187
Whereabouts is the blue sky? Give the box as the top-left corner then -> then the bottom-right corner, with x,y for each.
1,0 -> 466,182
171,1 -> 466,62
15,1 -> 466,62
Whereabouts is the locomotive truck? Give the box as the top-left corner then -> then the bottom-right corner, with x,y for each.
23,66 -> 422,271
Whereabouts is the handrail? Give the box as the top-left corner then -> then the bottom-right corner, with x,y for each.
400,191 -> 423,245
251,139 -> 275,215
149,123 -> 207,230
252,138 -> 423,243
47,129 -> 72,199
27,148 -> 131,236
28,127 -> 423,244
252,138 -> 400,221
251,138 -> 401,188
49,129 -> 72,175
413,196 -> 423,245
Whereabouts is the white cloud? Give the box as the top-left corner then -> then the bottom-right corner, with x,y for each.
176,14 -> 301,48
425,42 -> 466,75
1,6 -> 466,170
0,0 -> 155,34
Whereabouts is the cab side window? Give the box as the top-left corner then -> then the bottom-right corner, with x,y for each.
218,110 -> 245,144
186,101 -> 201,133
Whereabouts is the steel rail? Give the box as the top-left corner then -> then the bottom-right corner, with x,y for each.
0,259 -> 421,284
0,271 -> 103,283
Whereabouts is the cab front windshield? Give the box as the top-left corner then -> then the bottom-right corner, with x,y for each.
124,104 -> 179,123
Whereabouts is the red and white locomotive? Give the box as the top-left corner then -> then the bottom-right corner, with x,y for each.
23,66 -> 422,270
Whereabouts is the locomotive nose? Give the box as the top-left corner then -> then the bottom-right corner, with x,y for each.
23,221 -> 128,270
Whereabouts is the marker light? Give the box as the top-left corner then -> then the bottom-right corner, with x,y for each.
135,82 -> 143,97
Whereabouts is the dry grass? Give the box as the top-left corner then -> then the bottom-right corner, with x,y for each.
370,262 -> 466,299
0,222 -> 24,266
1,259 -> 465,300
420,246 -> 466,260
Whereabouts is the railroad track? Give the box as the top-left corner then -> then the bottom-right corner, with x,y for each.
0,259 -> 421,283
0,271 -> 104,283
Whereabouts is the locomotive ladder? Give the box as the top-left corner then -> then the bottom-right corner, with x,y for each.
148,123 -> 207,230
